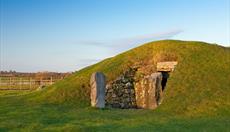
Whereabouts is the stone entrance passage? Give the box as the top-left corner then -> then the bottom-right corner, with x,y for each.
134,61 -> 177,109
161,72 -> 169,91
157,61 -> 177,91
90,61 -> 177,110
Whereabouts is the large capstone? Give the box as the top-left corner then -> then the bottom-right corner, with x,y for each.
90,72 -> 106,108
135,72 -> 163,109
157,61 -> 178,72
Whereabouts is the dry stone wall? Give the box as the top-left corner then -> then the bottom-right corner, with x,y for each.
90,67 -> 169,109
105,68 -> 137,108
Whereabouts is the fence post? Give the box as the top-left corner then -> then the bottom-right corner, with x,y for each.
9,77 -> 11,90
40,78 -> 42,87
50,76 -> 53,85
20,78 -> 22,90
30,78 -> 31,90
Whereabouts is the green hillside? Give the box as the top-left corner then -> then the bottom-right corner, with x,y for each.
36,40 -> 230,114
1,40 -> 230,131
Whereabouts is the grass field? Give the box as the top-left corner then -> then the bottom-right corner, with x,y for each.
0,96 -> 229,131
1,92 -> 230,132
0,40 -> 230,131
0,90 -> 34,96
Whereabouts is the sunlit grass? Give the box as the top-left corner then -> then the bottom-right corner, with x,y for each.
0,40 -> 230,131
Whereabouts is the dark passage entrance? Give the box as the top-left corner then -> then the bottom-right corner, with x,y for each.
157,61 -> 177,91
161,72 -> 169,91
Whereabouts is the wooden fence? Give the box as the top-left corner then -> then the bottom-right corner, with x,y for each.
0,77 -> 62,90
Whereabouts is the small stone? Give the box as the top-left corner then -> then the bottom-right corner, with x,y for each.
112,103 -> 120,108
108,88 -> 113,93
125,82 -> 132,87
118,92 -> 123,97
120,103 -> 125,108
124,89 -> 131,94
112,94 -> 117,98
130,89 -> 135,94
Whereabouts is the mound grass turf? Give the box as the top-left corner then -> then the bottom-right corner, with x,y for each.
0,40 -> 230,131
0,101 -> 229,131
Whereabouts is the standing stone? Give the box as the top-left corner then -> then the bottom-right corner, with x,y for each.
135,72 -> 163,109
90,72 -> 106,108
150,73 -> 163,107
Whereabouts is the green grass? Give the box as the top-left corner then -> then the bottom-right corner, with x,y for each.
0,100 -> 229,131
0,40 -> 230,131
0,90 -> 35,96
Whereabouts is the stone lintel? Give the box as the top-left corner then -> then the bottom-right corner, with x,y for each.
157,61 -> 178,72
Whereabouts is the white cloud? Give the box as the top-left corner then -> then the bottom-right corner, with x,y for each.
75,29 -> 183,70
107,29 -> 183,54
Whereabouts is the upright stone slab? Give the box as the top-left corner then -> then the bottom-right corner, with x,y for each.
151,73 -> 163,106
135,72 -> 163,109
90,72 -> 106,108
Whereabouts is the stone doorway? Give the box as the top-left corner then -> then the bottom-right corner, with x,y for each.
161,71 -> 169,91
90,61 -> 178,110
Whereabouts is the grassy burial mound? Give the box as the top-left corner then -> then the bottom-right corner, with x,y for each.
0,40 -> 230,131
35,40 -> 230,115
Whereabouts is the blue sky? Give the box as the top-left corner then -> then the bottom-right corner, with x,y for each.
0,0 -> 229,72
